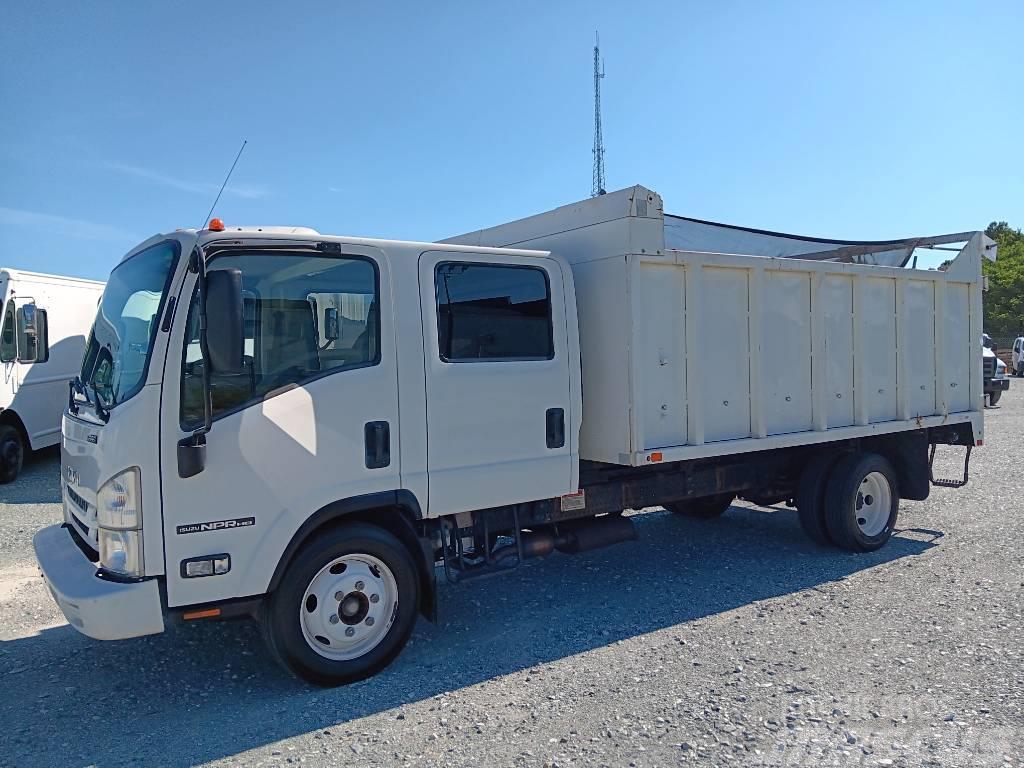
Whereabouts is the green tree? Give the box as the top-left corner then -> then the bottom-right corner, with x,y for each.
982,221 -> 1024,337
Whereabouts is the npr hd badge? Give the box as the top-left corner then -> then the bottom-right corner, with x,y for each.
176,517 -> 255,535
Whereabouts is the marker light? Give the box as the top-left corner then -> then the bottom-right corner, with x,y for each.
208,218 -> 225,232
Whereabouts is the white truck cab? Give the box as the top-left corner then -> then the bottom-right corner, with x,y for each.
1,269 -> 104,482
34,189 -> 992,686
1011,336 -> 1024,376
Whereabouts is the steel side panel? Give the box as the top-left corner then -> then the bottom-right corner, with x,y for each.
761,271 -> 812,435
862,277 -> 899,422
945,283 -> 971,413
821,274 -> 855,427
701,267 -> 751,442
636,263 -> 687,450
903,280 -> 938,417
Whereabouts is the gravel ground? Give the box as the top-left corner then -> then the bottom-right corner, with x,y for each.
1,399 -> 1021,768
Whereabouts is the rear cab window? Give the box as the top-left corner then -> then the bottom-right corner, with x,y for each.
434,262 -> 553,362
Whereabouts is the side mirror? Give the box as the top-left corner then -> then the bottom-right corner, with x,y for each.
16,303 -> 48,363
205,269 -> 244,374
324,307 -> 340,343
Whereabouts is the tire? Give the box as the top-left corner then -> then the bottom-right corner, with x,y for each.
795,452 -> 840,546
824,453 -> 899,552
665,493 -> 733,518
261,522 -> 420,686
0,424 -> 25,484
988,390 -> 1002,406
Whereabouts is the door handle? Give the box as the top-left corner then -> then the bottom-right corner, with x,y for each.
545,408 -> 565,449
364,421 -> 390,469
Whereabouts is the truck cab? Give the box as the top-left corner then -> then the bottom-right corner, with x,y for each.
982,333 -> 1009,406
36,226 -> 580,684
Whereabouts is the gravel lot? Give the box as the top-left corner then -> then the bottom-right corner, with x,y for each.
1,398 -> 1021,768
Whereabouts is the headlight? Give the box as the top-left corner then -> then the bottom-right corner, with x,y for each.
97,468 -> 143,577
97,468 -> 141,529
99,529 -> 144,578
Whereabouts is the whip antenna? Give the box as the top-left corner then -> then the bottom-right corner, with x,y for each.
200,139 -> 247,228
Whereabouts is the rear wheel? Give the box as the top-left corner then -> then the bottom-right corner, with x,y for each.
0,424 -> 25,484
261,522 -> 420,686
664,493 -> 734,518
795,452 -> 840,546
824,453 -> 899,552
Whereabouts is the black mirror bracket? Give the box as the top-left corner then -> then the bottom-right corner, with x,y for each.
177,432 -> 207,479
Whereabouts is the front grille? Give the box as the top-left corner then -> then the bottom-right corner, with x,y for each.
67,485 -> 89,514
983,357 -> 996,379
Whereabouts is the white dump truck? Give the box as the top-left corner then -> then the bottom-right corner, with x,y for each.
1,268 -> 105,482
34,187 -> 993,685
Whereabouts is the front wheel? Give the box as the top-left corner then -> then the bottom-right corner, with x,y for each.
988,390 -> 1002,407
261,523 -> 420,686
0,424 -> 25,484
664,493 -> 734,518
824,453 -> 899,552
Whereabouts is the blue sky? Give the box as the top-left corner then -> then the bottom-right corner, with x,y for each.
1,1 -> 1021,280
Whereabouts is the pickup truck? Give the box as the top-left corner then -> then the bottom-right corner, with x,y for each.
982,333 -> 1010,405
34,186 -> 994,685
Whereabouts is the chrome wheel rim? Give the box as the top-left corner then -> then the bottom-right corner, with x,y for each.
299,554 -> 398,661
855,471 -> 892,537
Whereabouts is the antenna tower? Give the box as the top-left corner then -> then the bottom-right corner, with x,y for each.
591,32 -> 606,197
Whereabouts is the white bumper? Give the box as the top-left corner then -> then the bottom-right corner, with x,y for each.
33,524 -> 165,640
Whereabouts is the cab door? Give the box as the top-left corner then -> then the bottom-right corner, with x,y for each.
159,244 -> 401,608
418,250 -> 574,516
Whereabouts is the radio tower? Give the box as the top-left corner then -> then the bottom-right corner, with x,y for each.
591,32 -> 606,197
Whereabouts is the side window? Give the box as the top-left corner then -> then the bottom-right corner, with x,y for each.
435,262 -> 553,362
0,303 -> 14,362
181,252 -> 379,427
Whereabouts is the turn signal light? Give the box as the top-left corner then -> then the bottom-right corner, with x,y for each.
183,608 -> 221,621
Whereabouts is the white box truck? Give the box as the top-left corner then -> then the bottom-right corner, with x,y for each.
34,188 -> 994,685
1,268 -> 105,482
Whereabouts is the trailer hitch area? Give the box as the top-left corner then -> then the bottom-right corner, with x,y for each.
928,443 -> 972,489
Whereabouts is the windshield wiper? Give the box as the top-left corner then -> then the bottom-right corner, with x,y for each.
68,375 -> 109,423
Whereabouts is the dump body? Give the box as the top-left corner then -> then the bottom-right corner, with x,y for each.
445,186 -> 992,466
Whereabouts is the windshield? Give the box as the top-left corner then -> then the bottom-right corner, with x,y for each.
81,240 -> 179,407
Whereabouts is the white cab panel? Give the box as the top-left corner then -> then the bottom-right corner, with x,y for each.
159,245 -> 402,608
418,250 -> 574,516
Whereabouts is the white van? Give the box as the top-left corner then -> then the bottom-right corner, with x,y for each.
1,269 -> 105,482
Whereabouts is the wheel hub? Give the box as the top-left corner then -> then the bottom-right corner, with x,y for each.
855,471 -> 892,537
299,554 -> 398,661
339,592 -> 369,625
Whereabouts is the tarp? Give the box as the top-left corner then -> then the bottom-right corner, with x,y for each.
664,214 -> 976,267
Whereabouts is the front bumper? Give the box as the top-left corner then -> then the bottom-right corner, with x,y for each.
985,377 -> 1010,393
33,524 -> 164,641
